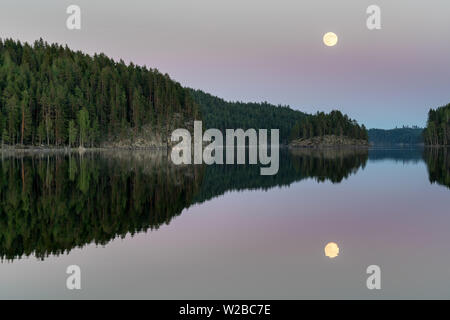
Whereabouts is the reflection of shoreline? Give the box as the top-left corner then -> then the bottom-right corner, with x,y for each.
193,148 -> 368,204
423,147 -> 450,189
10,145 -> 450,262
368,147 -> 424,163
0,153 -> 202,261
0,148 -> 369,261
0,147 -> 166,155
367,146 -> 450,190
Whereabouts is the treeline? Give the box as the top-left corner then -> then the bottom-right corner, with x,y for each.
368,127 -> 424,145
0,38 -> 199,147
0,37 -> 367,148
289,110 -> 368,141
190,89 -> 367,143
424,103 -> 450,145
190,89 -> 308,143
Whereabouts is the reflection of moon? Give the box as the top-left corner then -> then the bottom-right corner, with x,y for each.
323,32 -> 338,47
324,242 -> 339,258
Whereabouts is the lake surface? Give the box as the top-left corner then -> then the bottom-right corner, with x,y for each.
0,147 -> 449,299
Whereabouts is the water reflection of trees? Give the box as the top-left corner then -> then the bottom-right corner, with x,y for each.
368,147 -> 424,164
0,151 -> 203,261
0,148 -> 368,260
193,148 -> 368,204
423,147 -> 450,189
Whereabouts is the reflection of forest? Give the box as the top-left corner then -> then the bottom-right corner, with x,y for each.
423,147 -> 450,189
368,147 -> 424,163
0,151 -> 203,260
0,148 -> 369,260
194,148 -> 368,204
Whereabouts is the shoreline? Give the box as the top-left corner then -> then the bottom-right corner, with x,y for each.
0,146 -> 168,153
3,144 -> 446,153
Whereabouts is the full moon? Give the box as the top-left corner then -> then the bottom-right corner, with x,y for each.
324,242 -> 340,258
323,32 -> 338,47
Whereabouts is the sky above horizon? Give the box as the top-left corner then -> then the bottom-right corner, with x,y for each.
1,0 -> 450,129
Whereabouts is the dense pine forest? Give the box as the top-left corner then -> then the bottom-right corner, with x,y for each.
0,38 -> 367,147
190,89 -> 368,144
368,126 -> 424,145
289,111 -> 368,143
423,103 -> 450,145
0,38 -> 199,147
190,89 -> 307,143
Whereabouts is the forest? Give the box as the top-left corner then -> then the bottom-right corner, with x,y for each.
0,38 -> 367,148
0,38 -> 199,147
190,89 -> 368,144
289,110 -> 368,142
423,103 -> 450,145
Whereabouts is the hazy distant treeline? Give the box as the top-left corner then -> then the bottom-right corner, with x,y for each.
368,127 -> 424,145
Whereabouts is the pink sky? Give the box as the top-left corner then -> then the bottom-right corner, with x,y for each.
1,0 -> 450,128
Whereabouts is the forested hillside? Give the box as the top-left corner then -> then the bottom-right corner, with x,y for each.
424,103 -> 450,145
0,38 -> 199,147
368,127 -> 424,145
190,89 -> 307,143
0,38 -> 367,148
190,89 -> 368,144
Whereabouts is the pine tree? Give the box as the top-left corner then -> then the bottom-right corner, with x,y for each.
20,90 -> 32,145
68,120 -> 78,147
78,108 -> 90,147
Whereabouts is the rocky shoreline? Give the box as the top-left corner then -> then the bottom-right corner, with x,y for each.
1,134 -> 370,153
289,135 -> 369,148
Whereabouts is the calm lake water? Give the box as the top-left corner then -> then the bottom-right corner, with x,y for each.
0,147 -> 449,299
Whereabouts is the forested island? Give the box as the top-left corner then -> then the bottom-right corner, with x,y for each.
423,103 -> 450,146
0,38 -> 368,148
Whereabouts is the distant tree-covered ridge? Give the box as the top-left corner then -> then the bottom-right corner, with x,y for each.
368,126 -> 424,145
0,38 -> 199,147
424,103 -> 450,145
190,89 -> 368,144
